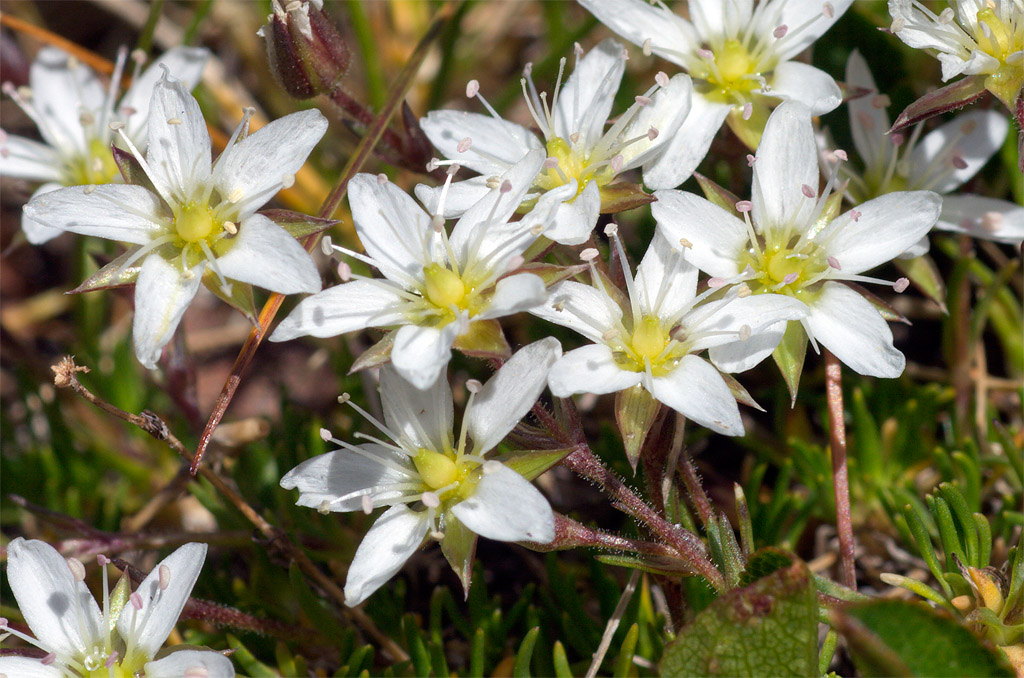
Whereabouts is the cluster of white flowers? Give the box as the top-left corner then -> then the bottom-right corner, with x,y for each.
3,0 -> 1019,648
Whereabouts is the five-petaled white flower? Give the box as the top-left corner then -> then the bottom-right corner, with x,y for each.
280,338 -> 561,606
824,49 -> 1022,245
270,151 -> 572,389
0,538 -> 234,678
581,0 -> 852,188
654,101 -> 942,378
417,38 -> 693,244
23,75 -> 326,369
888,0 -> 1023,108
1,45 -> 208,244
532,228 -> 805,435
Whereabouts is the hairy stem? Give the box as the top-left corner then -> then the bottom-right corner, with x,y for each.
824,350 -> 856,590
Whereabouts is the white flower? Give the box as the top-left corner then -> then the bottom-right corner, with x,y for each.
580,0 -> 852,187
0,538 -> 234,678
270,151 -> 571,389
1,45 -> 208,244
531,228 -> 805,436
280,338 -> 561,606
823,49 -> 1022,245
23,76 -> 326,369
654,101 -> 942,378
417,38 -> 693,244
888,0 -> 1023,106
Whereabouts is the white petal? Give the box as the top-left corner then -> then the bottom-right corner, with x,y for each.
5,538 -> 103,661
531,280 -> 624,344
651,190 -> 747,277
578,0 -> 698,67
772,0 -> 853,61
120,47 -> 209,146
348,173 -> 435,286
391,322 -> 462,390
213,109 -> 328,216
415,176 -> 493,218
898,235 -> 931,259
451,464 -> 554,543
936,195 -> 1024,244
709,324 -> 787,373
543,182 -> 600,246
269,279 -> 407,341
467,337 -> 561,454
690,293 -> 807,351
887,0 -> 965,52
344,505 -> 429,606
618,74 -> 693,170
689,0 -> 752,37
280,444 -> 419,512
117,543 -> 207,661
146,78 -> 211,201
752,102 -> 819,234
641,94 -> 731,190
21,182 -> 65,245
649,355 -> 744,435
804,282 -> 905,378
635,229 -> 699,320
22,184 -> 166,245
214,213 -> 320,294
907,110 -> 1009,194
132,254 -> 203,369
845,50 -> 892,173
29,47 -> 105,152
478,273 -> 547,320
554,38 -> 625,145
821,191 -> 940,274
766,62 -> 842,115
0,134 -> 62,181
0,656 -> 64,678
380,365 -> 453,453
944,49 -> 1000,78
547,344 -> 643,397
144,650 -> 235,678
419,110 -> 538,176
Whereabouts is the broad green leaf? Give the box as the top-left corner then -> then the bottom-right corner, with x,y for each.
895,255 -> 948,313
834,600 -> 1014,677
739,548 -> 794,586
771,321 -> 807,406
660,558 -> 818,677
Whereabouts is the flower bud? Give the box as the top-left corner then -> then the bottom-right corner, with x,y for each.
260,0 -> 350,99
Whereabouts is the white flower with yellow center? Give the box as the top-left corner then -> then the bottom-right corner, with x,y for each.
416,38 -> 693,244
0,539 -> 234,678
826,49 -> 1022,245
1,46 -> 208,244
655,102 -> 942,378
888,0 -> 1023,109
22,76 -> 325,369
271,151 -> 573,389
532,228 -> 805,436
580,0 -> 852,187
280,338 -> 561,606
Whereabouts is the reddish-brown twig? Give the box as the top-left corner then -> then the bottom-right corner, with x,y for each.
824,349 -> 856,590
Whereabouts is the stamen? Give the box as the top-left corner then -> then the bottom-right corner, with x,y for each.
893,277 -> 910,293
68,557 -> 86,582
801,184 -> 816,198
361,495 -> 374,514
457,137 -> 472,153
130,592 -> 143,610
421,491 -> 441,508
773,25 -> 788,38
158,565 -> 171,590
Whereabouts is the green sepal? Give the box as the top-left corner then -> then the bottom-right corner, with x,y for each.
108,571 -> 132,631
68,247 -> 143,294
725,99 -> 770,150
515,262 -> 588,287
598,182 -> 656,214
258,208 -> 340,240
494,447 -> 573,481
895,255 -> 948,313
615,384 -> 662,473
718,372 -> 762,411
694,172 -> 741,214
440,512 -> 477,600
812,192 -> 845,235
112,145 -> 158,194
890,74 -> 989,134
595,553 -> 702,577
771,320 -> 807,406
452,319 -> 511,359
204,271 -> 257,324
349,331 -> 395,373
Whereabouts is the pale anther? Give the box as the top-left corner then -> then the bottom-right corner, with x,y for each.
167,117 -> 183,125
337,261 -> 352,281
782,273 -> 798,285
317,500 -> 331,515
746,154 -> 756,167
485,176 -> 501,189
604,223 -> 618,236
184,667 -> 210,678
655,71 -> 669,88
360,495 -> 373,515
482,460 -> 502,475
500,179 -> 512,193
833,149 -> 848,161
506,254 -> 525,271
774,25 -> 788,38
822,2 -> 834,18
647,126 -> 659,141
466,378 -> 482,393
338,393 -> 352,404
735,200 -> 753,213
97,554 -> 111,566
827,256 -> 842,270
131,48 -> 147,64
742,103 -> 753,120
227,188 -> 244,203
446,163 -> 460,176
42,653 -> 57,665
281,173 -> 296,188
421,491 -> 441,508
893,277 -> 910,293
708,277 -> 726,288
635,95 -> 652,106
130,592 -> 143,610
466,80 -> 480,98
376,173 -> 387,185
158,564 -> 171,590
610,154 -> 624,173
739,325 -> 751,341
678,238 -> 693,248
697,48 -> 714,60
320,235 -> 334,255
951,155 -> 968,170
109,121 -> 126,131
800,184 -> 815,198
981,211 -> 1003,232
529,223 -> 545,235
67,557 -> 86,582
890,17 -> 906,32
223,221 -> 238,235
642,38 -> 652,56
849,209 -> 862,222
602,328 -> 620,341
431,215 -> 445,232
319,427 -> 332,441
736,283 -> 752,297
457,137 -> 472,153
84,185 -> 96,195
579,248 -> 599,261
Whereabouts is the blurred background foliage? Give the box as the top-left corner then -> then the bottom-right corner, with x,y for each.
0,0 -> 1020,676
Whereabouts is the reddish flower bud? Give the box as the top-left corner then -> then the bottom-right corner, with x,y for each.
260,0 -> 350,99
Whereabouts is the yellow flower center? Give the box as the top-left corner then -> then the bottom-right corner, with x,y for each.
412,448 -> 459,490
534,136 -> 615,195
64,137 -> 120,186
422,263 -> 468,309
746,236 -> 829,298
612,314 -> 682,377
974,8 -> 1024,108
630,315 -> 668,362
174,202 -> 219,243
697,40 -> 765,103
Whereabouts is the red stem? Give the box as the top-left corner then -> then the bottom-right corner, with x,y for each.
824,349 -> 856,590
